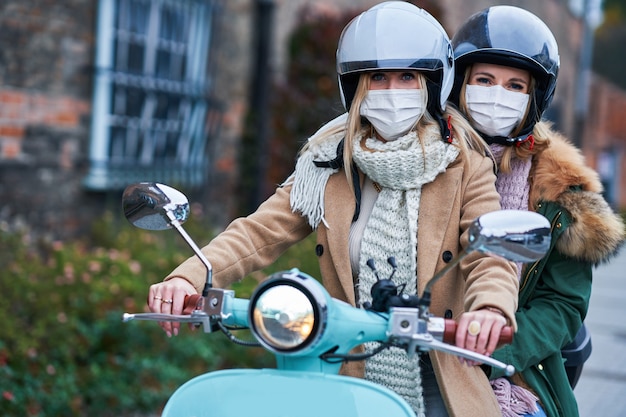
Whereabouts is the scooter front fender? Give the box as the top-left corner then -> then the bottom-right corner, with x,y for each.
161,368 -> 415,417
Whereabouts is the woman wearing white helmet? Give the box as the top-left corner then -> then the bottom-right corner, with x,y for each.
451,6 -> 625,417
148,2 -> 518,416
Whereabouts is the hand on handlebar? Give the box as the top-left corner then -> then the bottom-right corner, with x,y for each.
148,277 -> 197,337
455,308 -> 509,366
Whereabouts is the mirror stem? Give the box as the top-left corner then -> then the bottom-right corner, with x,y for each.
166,211 -> 213,295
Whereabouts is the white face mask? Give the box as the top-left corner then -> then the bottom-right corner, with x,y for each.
465,84 -> 530,137
359,89 -> 426,141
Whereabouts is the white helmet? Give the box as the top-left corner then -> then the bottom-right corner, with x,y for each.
336,1 -> 454,116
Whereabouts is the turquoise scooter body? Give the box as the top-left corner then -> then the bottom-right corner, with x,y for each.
159,270 -> 416,417
162,270 -> 415,417
162,369 -> 414,417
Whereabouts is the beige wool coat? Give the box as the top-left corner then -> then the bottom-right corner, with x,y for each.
166,148 -> 519,416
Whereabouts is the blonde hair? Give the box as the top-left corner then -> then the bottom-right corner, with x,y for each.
302,72 -> 492,188
458,65 -> 549,173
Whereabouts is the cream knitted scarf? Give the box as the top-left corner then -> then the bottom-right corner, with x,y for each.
354,128 -> 459,417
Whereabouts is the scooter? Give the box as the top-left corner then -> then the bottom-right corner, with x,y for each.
121,182 -> 551,417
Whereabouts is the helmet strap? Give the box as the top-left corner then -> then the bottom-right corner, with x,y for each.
438,115 -> 453,144
482,130 -> 533,147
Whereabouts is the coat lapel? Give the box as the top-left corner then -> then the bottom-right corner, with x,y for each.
322,173 -> 358,304
417,162 -> 462,293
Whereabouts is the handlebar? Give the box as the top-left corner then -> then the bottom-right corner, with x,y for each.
126,291 -> 515,376
183,294 -> 203,315
181,294 -> 512,346
442,319 -> 513,346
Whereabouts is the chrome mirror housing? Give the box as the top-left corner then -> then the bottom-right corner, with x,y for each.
122,182 -> 189,231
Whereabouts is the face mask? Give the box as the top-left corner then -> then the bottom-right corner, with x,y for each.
465,84 -> 530,137
359,89 -> 425,141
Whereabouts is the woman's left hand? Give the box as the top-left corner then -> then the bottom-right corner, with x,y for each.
455,308 -> 508,366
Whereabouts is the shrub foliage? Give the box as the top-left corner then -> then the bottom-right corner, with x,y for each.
0,211 -> 320,417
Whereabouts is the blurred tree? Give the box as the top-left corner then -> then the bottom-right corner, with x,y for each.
264,5 -> 356,194
593,0 -> 626,89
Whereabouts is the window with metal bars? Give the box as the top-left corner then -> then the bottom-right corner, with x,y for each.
84,0 -> 222,190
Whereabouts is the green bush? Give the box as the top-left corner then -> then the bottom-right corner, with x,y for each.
0,212 -> 320,417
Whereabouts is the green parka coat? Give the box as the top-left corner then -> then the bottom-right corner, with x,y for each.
488,129 -> 625,417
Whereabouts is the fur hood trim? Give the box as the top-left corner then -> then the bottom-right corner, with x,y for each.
530,132 -> 625,264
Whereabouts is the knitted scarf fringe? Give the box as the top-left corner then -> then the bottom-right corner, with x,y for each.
285,132 -> 344,229
490,377 -> 539,417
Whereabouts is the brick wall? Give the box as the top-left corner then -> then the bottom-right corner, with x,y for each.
0,88 -> 90,159
0,0 -> 239,240
585,75 -> 626,208
0,0 -> 99,239
0,86 -> 96,239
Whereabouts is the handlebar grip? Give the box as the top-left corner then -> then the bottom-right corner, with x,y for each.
442,319 -> 513,346
182,294 -> 203,315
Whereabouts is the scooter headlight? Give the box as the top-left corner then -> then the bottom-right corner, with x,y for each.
249,269 -> 327,354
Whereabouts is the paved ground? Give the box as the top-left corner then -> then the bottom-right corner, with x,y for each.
574,247 -> 626,416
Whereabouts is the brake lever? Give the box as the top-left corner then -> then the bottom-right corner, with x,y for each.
123,288 -> 238,334
122,311 -> 214,333
388,307 -> 515,376
403,334 -> 514,376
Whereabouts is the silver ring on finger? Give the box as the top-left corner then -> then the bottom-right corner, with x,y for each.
162,299 -> 173,304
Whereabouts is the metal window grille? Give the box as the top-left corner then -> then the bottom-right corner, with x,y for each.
84,0 -> 222,190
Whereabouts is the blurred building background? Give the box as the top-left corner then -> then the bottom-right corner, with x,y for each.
1,0 -> 625,240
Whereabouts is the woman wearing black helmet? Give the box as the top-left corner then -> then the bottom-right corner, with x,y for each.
451,6 -> 625,417
148,2 -> 518,416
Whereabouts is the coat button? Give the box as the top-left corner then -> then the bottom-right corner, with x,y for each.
442,251 -> 453,262
315,244 -> 324,256
444,309 -> 453,319
538,364 -> 544,371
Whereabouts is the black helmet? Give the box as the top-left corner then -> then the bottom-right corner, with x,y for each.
336,1 -> 454,117
450,6 -> 559,135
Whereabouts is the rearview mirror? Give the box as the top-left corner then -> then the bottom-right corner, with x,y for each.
122,182 -> 189,230
122,182 -> 213,292
421,210 -> 551,312
467,210 -> 551,262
